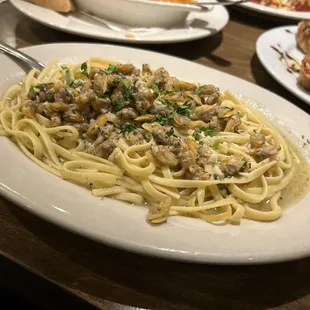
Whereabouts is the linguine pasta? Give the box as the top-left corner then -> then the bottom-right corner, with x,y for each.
0,58 -> 302,225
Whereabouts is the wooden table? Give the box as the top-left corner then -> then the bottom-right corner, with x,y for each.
1,1 -> 310,309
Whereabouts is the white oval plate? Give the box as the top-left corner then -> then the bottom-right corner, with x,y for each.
256,26 -> 310,105
240,2 -> 310,20
9,0 -> 229,44
1,43 -> 310,264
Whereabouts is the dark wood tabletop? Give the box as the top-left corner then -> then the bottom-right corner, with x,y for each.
1,1 -> 310,309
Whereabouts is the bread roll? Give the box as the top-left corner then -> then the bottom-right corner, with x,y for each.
26,0 -> 74,12
297,21 -> 310,54
298,54 -> 310,91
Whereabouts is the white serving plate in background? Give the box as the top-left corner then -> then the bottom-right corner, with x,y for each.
256,26 -> 310,105
240,2 -> 310,20
10,0 -> 229,44
1,43 -> 310,264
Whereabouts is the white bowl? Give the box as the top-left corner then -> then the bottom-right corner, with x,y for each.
74,0 -> 207,28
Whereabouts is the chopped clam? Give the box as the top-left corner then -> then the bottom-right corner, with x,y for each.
199,84 -> 219,96
93,74 -> 108,94
87,115 -> 108,135
179,141 -> 197,169
116,108 -> 138,121
94,140 -> 116,159
114,64 -> 135,75
152,145 -> 179,167
22,106 -> 35,118
142,123 -> 161,133
196,104 -> 219,122
224,114 -> 241,132
75,90 -> 95,105
63,110 -> 85,123
218,100 -> 235,118
125,130 -> 145,145
163,92 -> 184,104
190,120 -> 209,129
46,102 -> 69,113
135,114 -> 155,122
142,64 -> 153,77
184,92 -> 202,105
50,114 -> 62,127
250,132 -> 266,147
209,116 -> 226,131
173,80 -> 197,91
220,158 -> 244,176
88,67 -> 101,80
147,197 -> 171,224
173,114 -> 191,128
186,164 -> 210,180
153,67 -> 173,90
251,145 -> 279,160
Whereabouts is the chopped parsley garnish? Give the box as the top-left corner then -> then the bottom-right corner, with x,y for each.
194,88 -> 201,94
80,61 -> 89,77
155,112 -> 175,126
201,128 -> 218,135
165,90 -> 176,95
120,78 -> 131,89
218,184 -> 227,190
168,127 -> 174,136
193,130 -> 201,141
239,161 -> 248,173
165,103 -> 174,110
30,84 -> 46,93
152,82 -> 159,99
104,64 -> 116,74
124,90 -> 133,101
96,93 -> 109,99
19,107 -> 22,112
212,140 -> 220,150
120,81 -> 133,101
175,103 -> 191,117
115,96 -> 124,111
159,98 -> 168,105
65,69 -> 73,87
61,65 -> 68,70
30,86 -> 40,93
120,123 -> 136,134
193,128 -> 219,140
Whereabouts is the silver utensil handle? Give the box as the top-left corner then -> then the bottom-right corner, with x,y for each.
195,0 -> 249,6
0,41 -> 45,70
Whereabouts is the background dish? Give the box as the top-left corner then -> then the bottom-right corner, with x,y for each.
240,2 -> 310,20
10,0 -> 229,44
74,0 -> 203,28
256,26 -> 310,105
1,43 -> 310,264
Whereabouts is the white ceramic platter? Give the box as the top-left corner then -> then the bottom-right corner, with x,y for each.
9,0 -> 229,44
256,26 -> 310,105
240,2 -> 310,20
1,43 -> 310,264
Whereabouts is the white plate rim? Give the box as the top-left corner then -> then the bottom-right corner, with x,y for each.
9,0 -> 229,44
1,43 -> 310,265
256,25 -> 310,105
240,2 -> 310,20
